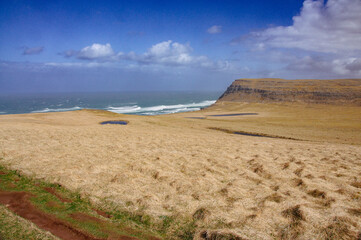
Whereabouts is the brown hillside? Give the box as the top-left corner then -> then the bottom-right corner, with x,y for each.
217,78 -> 361,105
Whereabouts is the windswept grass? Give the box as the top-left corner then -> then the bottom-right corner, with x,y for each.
0,108 -> 360,239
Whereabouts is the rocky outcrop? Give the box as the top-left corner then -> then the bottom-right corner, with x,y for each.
217,78 -> 361,105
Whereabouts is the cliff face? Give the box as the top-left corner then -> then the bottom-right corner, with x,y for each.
217,78 -> 361,105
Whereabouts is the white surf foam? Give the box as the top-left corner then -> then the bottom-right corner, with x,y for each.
29,100 -> 215,115
31,106 -> 82,113
106,105 -> 142,113
107,100 -> 215,115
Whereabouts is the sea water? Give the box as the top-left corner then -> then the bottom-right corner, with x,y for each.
0,91 -> 221,115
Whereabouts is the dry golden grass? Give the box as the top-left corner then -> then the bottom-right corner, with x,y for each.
0,104 -> 360,239
180,101 -> 361,145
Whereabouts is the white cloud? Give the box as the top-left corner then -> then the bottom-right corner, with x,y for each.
252,0 -> 361,53
61,43 -> 123,61
60,41 -> 231,71
230,0 -> 361,79
285,55 -> 361,77
144,40 -> 195,64
126,40 -> 216,67
207,25 -> 222,34
77,43 -> 116,60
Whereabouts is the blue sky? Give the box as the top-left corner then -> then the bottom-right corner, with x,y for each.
0,0 -> 360,93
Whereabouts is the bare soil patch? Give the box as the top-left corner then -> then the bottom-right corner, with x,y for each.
93,208 -> 111,218
0,167 -> 161,240
70,212 -> 105,224
0,190 -> 103,240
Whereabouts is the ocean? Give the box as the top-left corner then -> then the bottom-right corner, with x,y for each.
0,91 -> 221,115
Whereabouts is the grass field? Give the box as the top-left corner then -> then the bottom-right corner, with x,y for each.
179,101 -> 361,145
0,102 -> 360,239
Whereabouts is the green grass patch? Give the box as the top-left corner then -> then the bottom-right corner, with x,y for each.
0,165 -> 162,240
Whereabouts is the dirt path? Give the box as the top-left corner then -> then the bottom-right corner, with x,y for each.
0,190 -> 139,240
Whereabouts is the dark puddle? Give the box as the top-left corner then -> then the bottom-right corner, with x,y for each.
208,113 -> 258,117
100,120 -> 128,125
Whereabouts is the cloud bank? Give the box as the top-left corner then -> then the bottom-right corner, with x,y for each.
286,56 -> 361,77
253,0 -> 361,53
232,0 -> 361,79
61,41 -> 230,71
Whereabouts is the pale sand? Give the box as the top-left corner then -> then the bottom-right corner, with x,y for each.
0,105 -> 360,239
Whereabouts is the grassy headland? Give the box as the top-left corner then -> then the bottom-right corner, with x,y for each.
0,78 -> 360,239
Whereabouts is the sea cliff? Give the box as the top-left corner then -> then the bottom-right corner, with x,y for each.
217,78 -> 361,105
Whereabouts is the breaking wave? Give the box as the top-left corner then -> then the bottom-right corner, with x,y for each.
31,106 -> 82,113
107,100 -> 216,115
29,100 -> 215,115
